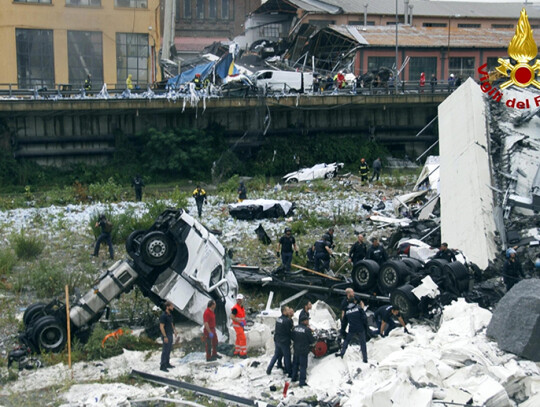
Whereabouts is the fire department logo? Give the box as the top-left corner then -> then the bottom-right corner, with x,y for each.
496,9 -> 540,89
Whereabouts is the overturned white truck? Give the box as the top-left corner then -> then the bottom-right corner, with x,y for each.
20,209 -> 238,353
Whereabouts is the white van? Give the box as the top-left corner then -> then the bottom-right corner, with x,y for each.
253,70 -> 314,93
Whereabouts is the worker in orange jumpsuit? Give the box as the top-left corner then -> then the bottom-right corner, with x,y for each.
231,293 -> 247,358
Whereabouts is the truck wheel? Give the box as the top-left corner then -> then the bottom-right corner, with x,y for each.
378,260 -> 408,294
32,316 -> 67,353
23,303 -> 46,327
286,178 -> 298,184
352,260 -> 379,291
325,171 -> 335,179
125,230 -> 145,256
444,262 -> 470,293
424,259 -> 449,283
401,258 -> 424,273
391,284 -> 419,319
141,231 -> 176,267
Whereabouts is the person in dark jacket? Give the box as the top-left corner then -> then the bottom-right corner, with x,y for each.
340,288 -> 364,334
299,300 -> 312,324
267,305 -> 293,375
336,302 -> 368,362
370,158 -> 382,182
192,185 -> 207,218
159,300 -> 177,371
93,214 -> 114,260
237,181 -> 247,202
502,249 -> 524,291
348,234 -> 367,265
374,305 -> 409,337
326,227 -> 335,248
132,174 -> 144,202
434,242 -> 456,262
359,158 -> 369,185
430,73 -> 437,93
84,74 -> 92,92
367,237 -> 388,265
313,235 -> 332,272
193,73 -> 202,90
277,227 -> 298,271
291,314 -> 315,387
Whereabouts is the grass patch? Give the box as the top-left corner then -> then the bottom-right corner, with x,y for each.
11,231 -> 45,260
0,248 -> 17,277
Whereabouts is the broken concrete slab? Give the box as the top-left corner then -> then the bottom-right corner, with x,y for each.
486,279 -> 540,361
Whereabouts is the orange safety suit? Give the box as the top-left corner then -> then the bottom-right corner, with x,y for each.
231,303 -> 247,356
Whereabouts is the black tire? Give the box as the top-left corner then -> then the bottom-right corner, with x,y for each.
23,303 -> 46,327
352,260 -> 379,292
378,260 -> 409,294
125,230 -> 146,256
32,316 -> 67,353
425,259 -> 449,284
325,171 -> 335,179
401,257 -> 424,273
444,262 -> 470,293
141,231 -> 176,267
287,178 -> 298,184
391,284 -> 419,319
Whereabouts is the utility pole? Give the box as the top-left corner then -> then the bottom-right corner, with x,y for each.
162,0 -> 176,61
395,0 -> 399,94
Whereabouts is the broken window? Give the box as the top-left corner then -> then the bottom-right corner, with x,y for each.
409,57 -> 437,81
209,0 -> 216,19
68,31 -> 103,88
196,0 -> 204,19
116,33 -> 149,86
221,0 -> 229,19
16,28 -> 54,89
449,57 -> 475,80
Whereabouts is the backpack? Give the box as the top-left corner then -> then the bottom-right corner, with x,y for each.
103,220 -> 113,233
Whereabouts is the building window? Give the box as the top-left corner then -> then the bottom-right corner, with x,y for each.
259,23 -> 281,38
16,29 -> 54,89
531,25 -> 540,29
458,23 -> 481,28
182,0 -> 192,18
66,0 -> 101,6
409,57 -> 437,81
423,22 -> 447,27
486,57 -> 499,72
68,31 -> 103,88
449,57 -> 475,80
116,33 -> 149,86
349,21 -> 375,26
196,0 -> 204,19
308,20 -> 336,28
367,57 -> 395,73
492,24 -> 513,29
14,0 -> 51,3
209,0 -> 216,18
115,0 -> 148,8
221,0 -> 229,19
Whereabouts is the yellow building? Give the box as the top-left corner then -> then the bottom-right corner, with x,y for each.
0,0 -> 161,90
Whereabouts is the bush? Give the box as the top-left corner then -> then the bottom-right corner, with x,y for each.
0,248 -> 17,277
82,325 -> 157,360
11,231 -> 44,260
88,177 -> 124,202
28,260 -> 68,298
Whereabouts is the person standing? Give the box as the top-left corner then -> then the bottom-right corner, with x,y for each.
434,242 -> 456,262
502,249 -> 524,291
359,158 -> 369,185
159,300 -> 177,372
291,314 -> 315,387
126,73 -> 134,90
266,305 -> 293,376
419,72 -> 426,93
193,73 -> 202,91
192,185 -> 207,218
299,300 -> 312,323
348,234 -> 367,265
370,158 -> 382,182
132,174 -> 144,202
93,214 -> 114,260
367,237 -> 388,265
277,227 -> 298,272
313,235 -> 332,272
326,227 -> 335,249
84,74 -> 92,92
231,294 -> 247,358
448,73 -> 455,91
430,73 -> 437,93
203,300 -> 221,361
374,305 -> 409,337
336,302 -> 368,362
237,181 -> 247,202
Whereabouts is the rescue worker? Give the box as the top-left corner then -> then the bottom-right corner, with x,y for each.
237,181 -> 247,202
192,185 -> 207,218
132,174 -> 144,202
193,73 -> 202,91
313,234 -> 332,272
299,300 -> 312,323
291,314 -> 315,387
84,74 -> 92,92
126,73 -> 133,90
93,214 -> 114,260
348,234 -> 367,265
159,300 -> 177,371
374,305 -> 409,337
502,249 -> 524,291
434,242 -> 456,262
231,293 -> 247,358
266,305 -> 293,376
367,237 -> 388,265
359,158 -> 369,185
336,301 -> 368,362
277,227 -> 298,272
370,158 -> 382,182
203,300 -> 221,361
326,227 -> 335,248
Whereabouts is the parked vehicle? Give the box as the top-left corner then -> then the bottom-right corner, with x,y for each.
253,70 -> 314,93
283,162 -> 344,183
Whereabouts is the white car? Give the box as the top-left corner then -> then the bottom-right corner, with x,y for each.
283,162 -> 344,183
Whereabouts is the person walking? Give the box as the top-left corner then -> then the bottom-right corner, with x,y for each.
359,158 -> 369,185
430,73 -> 437,93
84,74 -> 92,92
366,237 -> 388,265
126,73 -> 134,90
336,302 -> 368,362
502,249 -> 524,291
313,235 -> 332,272
348,234 -> 367,265
291,314 -> 315,387
93,214 -> 114,260
132,174 -> 144,202
267,305 -> 293,376
277,227 -> 298,272
159,300 -> 177,371
237,181 -> 247,202
374,305 -> 409,337
231,294 -> 247,358
203,300 -> 221,361
370,158 -> 382,182
192,185 -> 207,218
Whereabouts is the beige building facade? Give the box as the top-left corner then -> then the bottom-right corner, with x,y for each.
0,0 -> 161,90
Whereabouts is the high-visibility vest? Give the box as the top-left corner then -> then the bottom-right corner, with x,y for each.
231,304 -> 246,328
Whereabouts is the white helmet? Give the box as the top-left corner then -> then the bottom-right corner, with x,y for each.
236,293 -> 244,300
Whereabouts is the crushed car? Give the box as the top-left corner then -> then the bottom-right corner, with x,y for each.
228,199 -> 295,220
283,162 -> 344,183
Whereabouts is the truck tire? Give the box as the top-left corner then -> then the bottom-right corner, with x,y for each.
352,260 -> 379,292
125,230 -> 145,256
32,315 -> 67,353
141,231 -> 176,267
444,262 -> 470,293
424,259 -> 449,284
286,178 -> 298,184
378,260 -> 408,294
401,257 -> 424,273
391,284 -> 419,319
325,171 -> 335,179
23,302 -> 46,327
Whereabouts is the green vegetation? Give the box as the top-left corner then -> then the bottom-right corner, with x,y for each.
11,231 -> 44,260
0,248 -> 16,277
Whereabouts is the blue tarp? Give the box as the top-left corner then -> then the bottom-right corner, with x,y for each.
215,54 -> 239,79
166,62 -> 215,89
